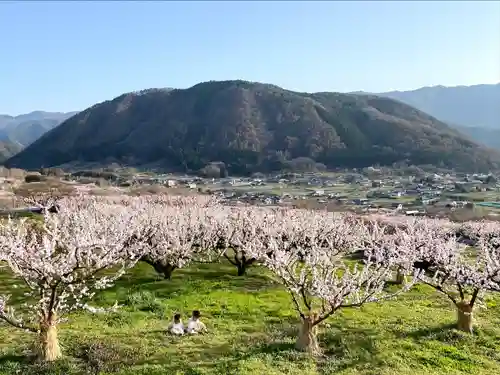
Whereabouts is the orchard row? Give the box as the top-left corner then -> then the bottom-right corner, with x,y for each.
0,194 -> 498,359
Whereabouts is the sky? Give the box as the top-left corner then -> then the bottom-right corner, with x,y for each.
0,1 -> 499,115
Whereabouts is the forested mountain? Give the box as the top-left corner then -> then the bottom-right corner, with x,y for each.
6,81 -> 500,173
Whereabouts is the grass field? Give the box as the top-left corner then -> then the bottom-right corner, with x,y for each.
1,261 -> 500,375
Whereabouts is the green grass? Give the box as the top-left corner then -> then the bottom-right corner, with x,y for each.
1,262 -> 500,374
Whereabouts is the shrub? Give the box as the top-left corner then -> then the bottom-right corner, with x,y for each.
198,164 -> 221,178
284,157 -> 318,172
124,290 -> 164,315
140,300 -> 165,315
25,174 -> 46,183
104,312 -> 135,327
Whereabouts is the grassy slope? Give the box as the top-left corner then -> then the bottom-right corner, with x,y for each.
1,262 -> 500,374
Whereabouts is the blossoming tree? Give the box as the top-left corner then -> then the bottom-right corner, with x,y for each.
138,195 -> 225,279
0,196 -> 148,361
220,206 -> 274,276
390,218 -> 500,333
241,209 -> 417,355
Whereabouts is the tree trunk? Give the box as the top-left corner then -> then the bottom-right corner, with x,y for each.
395,268 -> 406,284
296,316 -> 321,356
141,256 -> 176,280
236,263 -> 246,276
456,301 -> 473,333
162,264 -> 176,280
236,258 -> 256,276
38,315 -> 62,361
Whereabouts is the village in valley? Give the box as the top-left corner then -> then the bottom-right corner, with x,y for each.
134,170 -> 500,219
1,165 -> 494,221
1,164 -> 499,222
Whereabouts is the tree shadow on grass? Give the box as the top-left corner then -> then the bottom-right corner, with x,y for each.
213,339 -> 299,371
0,352 -> 83,375
131,341 -> 236,373
210,324 -> 383,374
394,322 -> 479,346
388,321 -> 500,363
112,265 -> 277,297
0,337 -> 157,374
315,325 -> 382,373
0,353 -> 29,366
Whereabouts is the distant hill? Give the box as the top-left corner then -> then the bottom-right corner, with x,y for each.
6,80 -> 500,173
355,84 -> 500,149
0,111 -> 78,147
0,140 -> 23,163
374,83 -> 500,129
453,125 -> 500,150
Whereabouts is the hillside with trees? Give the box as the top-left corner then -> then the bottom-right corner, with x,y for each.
6,81 -> 500,174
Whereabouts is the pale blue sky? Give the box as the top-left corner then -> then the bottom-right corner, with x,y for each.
1,1 -> 499,115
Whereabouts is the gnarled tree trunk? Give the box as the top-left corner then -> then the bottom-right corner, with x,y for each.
38,314 -> 61,361
456,301 -> 473,333
141,255 -> 177,279
158,263 -> 176,280
224,249 -> 257,277
296,315 -> 321,356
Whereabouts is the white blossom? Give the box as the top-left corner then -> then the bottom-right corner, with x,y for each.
0,195 -> 148,331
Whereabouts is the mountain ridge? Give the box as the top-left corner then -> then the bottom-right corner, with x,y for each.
0,111 -> 78,147
6,80 -> 500,174
361,83 -> 500,150
365,83 -> 500,129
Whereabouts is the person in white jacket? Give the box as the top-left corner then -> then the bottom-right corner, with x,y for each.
168,313 -> 185,335
186,310 -> 207,335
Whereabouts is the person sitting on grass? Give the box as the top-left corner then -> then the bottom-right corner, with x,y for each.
168,313 -> 185,335
186,310 -> 207,335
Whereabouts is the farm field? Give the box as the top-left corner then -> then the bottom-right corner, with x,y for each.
1,261 -> 500,375
209,182 -> 366,197
444,191 -> 500,202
